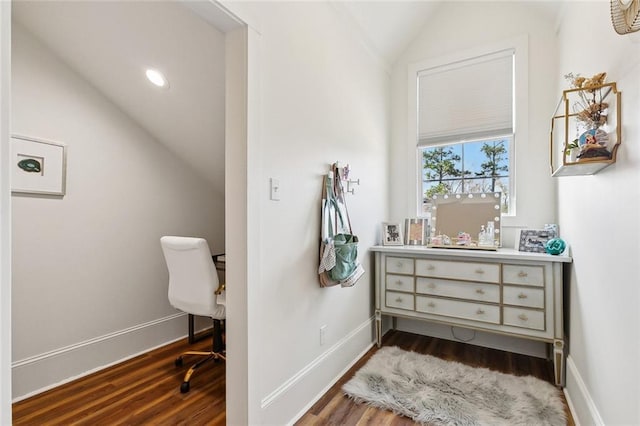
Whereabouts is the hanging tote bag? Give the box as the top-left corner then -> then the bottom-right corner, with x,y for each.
318,166 -> 364,288
318,178 -> 337,277
328,233 -> 359,281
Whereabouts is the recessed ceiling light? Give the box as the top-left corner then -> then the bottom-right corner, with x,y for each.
145,68 -> 169,88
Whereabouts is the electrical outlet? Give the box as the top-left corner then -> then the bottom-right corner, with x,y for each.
320,325 -> 327,345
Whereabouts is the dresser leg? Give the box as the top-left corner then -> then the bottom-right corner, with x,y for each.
553,339 -> 565,387
375,310 -> 382,348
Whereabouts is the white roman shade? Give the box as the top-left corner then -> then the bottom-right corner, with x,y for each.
417,49 -> 514,146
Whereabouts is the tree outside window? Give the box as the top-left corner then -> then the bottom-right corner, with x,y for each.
421,138 -> 511,214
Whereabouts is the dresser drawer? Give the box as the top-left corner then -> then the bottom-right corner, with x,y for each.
415,259 -> 499,283
386,257 -> 414,275
416,278 -> 499,303
416,296 -> 500,324
386,274 -> 415,292
503,307 -> 545,330
385,291 -> 414,311
503,286 -> 544,309
503,265 -> 544,287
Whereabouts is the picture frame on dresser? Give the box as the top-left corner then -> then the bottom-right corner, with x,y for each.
382,222 -> 403,246
404,218 -> 426,245
518,229 -> 555,253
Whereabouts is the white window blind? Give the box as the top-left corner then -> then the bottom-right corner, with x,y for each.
417,49 -> 514,146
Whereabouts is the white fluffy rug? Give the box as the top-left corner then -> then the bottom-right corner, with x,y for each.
343,346 -> 566,425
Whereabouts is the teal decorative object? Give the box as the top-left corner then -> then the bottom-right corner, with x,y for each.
545,238 -> 566,255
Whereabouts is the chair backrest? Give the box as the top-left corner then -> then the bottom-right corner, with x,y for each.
160,236 -> 222,318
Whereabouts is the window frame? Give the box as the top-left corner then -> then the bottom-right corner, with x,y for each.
407,35 -> 528,219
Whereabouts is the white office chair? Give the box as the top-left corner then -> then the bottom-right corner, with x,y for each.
160,236 -> 226,393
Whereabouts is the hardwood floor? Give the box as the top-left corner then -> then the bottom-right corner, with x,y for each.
13,330 -> 574,425
12,336 -> 226,426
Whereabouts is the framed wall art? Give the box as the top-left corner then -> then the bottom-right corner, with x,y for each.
382,222 -> 403,246
11,135 -> 67,196
518,229 -> 555,253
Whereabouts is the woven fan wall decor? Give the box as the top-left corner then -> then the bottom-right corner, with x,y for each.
611,0 -> 640,34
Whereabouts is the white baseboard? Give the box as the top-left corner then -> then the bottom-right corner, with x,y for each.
564,355 -> 604,426
258,316 -> 375,426
12,312 -> 191,401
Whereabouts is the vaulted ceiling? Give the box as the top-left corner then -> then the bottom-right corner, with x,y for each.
12,1 -> 562,198
332,1 -> 442,67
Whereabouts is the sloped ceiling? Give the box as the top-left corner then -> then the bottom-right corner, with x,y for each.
335,1 -> 443,67
337,1 -> 563,68
12,1 -> 562,200
12,1 -> 227,195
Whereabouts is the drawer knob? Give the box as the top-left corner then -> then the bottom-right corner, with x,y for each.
518,293 -> 528,299
476,288 -> 485,295
476,309 -> 485,315
396,280 -> 403,286
518,271 -> 528,278
427,282 -> 436,289
396,262 -> 403,268
475,269 -> 485,274
518,314 -> 529,321
395,297 -> 403,303
427,265 -> 435,271
427,302 -> 436,308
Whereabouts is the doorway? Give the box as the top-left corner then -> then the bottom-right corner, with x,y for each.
1,1 -> 251,424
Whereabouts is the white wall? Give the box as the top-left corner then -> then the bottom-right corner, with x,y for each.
11,22 -> 225,399
223,23 -> 254,425
555,3 -> 640,425
0,1 -> 12,422
388,1 -> 559,356
222,2 -> 390,424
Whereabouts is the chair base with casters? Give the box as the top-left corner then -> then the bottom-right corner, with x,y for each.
175,318 -> 225,393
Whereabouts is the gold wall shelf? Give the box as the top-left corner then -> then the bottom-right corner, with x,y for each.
550,82 -> 621,177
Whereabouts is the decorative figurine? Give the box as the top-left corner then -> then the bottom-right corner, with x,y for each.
544,238 -> 567,255
456,232 -> 471,246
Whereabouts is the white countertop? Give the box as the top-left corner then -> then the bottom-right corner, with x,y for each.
369,245 -> 572,263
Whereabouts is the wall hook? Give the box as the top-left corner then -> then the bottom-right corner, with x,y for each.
346,178 -> 360,194
331,162 -> 359,194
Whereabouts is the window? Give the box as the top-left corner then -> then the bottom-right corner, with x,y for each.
411,42 -> 522,216
420,137 -> 512,215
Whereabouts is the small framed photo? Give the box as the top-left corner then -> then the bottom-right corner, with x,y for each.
11,135 -> 67,196
544,224 -> 559,238
518,229 -> 555,253
404,218 -> 426,245
382,222 -> 403,246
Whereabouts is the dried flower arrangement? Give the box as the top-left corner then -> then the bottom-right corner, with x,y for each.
563,72 -> 612,161
564,72 -> 609,128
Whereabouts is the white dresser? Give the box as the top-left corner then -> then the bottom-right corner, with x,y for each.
371,246 -> 571,386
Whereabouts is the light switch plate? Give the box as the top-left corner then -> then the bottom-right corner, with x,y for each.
270,178 -> 280,201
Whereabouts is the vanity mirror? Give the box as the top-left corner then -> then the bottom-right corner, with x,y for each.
428,192 -> 501,249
